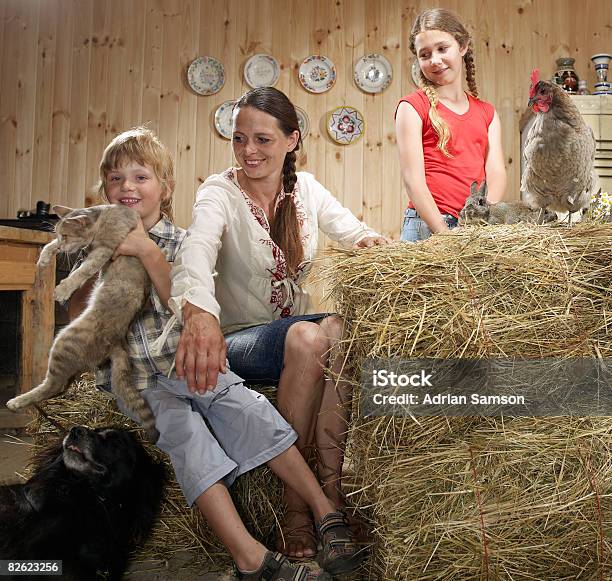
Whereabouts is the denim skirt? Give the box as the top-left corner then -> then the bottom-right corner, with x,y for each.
225,313 -> 328,384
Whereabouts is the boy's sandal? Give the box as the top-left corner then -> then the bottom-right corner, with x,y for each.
237,551 -> 331,581
316,511 -> 368,576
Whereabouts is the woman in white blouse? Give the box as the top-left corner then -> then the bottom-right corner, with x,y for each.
170,87 -> 386,559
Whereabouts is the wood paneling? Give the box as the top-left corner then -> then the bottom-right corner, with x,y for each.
1,0 -> 611,239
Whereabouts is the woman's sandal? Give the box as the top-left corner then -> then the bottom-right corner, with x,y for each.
276,508 -> 318,560
316,511 -> 368,576
236,551 -> 331,580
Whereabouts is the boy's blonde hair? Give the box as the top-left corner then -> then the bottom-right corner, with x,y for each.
409,9 -> 478,158
98,127 -> 175,222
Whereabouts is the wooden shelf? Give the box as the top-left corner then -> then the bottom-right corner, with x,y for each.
0,226 -> 55,428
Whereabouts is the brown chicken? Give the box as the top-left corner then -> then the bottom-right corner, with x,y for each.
521,69 -> 598,222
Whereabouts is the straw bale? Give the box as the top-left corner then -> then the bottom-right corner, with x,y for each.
26,376 -> 283,568
322,223 -> 612,580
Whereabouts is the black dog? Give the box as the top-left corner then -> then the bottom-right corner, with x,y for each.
0,426 -> 166,580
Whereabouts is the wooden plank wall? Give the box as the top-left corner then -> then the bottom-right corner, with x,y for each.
1,0 -> 611,237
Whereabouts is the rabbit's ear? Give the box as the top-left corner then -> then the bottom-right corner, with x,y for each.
479,180 -> 488,199
470,181 -> 479,197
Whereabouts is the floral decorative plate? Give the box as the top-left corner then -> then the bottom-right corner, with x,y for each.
295,106 -> 310,139
411,59 -> 421,86
187,56 -> 225,95
354,53 -> 393,93
244,54 -> 281,88
214,100 -> 235,139
327,106 -> 364,145
298,55 -> 336,93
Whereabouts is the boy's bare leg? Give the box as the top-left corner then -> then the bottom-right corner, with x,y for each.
195,482 -> 267,572
267,446 -> 336,522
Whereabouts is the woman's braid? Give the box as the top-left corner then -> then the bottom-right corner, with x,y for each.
271,149 -> 303,277
282,150 -> 298,195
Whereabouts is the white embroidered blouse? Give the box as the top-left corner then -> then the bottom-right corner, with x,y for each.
170,169 -> 378,334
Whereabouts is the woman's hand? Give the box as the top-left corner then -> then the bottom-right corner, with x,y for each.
175,302 -> 227,394
112,219 -> 155,260
354,235 -> 390,248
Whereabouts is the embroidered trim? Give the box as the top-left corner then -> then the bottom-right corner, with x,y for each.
225,168 -> 310,315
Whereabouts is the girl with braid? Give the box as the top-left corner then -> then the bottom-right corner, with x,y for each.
396,8 -> 507,241
171,87 -> 386,564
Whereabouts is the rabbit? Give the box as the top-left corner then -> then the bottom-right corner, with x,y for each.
459,181 -> 556,226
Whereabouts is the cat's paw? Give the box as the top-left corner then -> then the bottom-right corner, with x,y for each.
37,255 -> 51,268
6,396 -> 25,412
54,280 -> 76,302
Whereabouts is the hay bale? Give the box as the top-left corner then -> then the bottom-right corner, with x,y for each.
26,375 -> 283,567
322,223 -> 612,580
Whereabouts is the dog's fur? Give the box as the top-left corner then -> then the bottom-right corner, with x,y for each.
0,426 -> 166,580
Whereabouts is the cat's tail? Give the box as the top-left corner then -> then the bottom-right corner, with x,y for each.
110,346 -> 159,444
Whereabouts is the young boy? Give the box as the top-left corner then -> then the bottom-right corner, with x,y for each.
67,127 -> 363,581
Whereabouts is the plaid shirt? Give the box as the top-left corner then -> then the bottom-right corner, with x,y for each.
95,218 -> 185,391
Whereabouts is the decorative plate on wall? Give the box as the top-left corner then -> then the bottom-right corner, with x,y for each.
327,106 -> 365,145
214,100 -> 235,139
354,53 -> 393,93
411,59 -> 421,86
244,54 -> 281,88
298,55 -> 336,93
187,56 -> 225,95
295,106 -> 310,139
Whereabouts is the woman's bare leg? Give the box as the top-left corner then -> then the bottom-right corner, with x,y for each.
313,316 -> 351,509
275,321 -> 328,558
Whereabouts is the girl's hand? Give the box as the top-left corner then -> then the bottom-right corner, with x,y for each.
175,303 -> 227,394
355,235 -> 390,248
112,219 -> 154,260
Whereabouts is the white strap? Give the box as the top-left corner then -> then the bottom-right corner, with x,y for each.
272,277 -> 300,308
149,314 -> 177,357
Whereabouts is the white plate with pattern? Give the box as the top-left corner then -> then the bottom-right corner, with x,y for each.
295,106 -> 310,139
327,106 -> 364,145
298,55 -> 336,94
244,54 -> 281,88
187,56 -> 225,96
214,100 -> 235,140
354,53 -> 393,93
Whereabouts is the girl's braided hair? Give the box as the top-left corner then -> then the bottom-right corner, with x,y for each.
234,87 -> 304,277
98,126 -> 175,221
409,9 -> 478,158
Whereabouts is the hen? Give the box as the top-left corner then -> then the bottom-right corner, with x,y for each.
521,69 -> 598,223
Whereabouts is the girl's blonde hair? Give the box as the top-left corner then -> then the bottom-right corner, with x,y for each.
97,127 -> 176,222
409,9 -> 478,157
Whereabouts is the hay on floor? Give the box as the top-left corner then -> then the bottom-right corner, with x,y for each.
320,222 -> 612,580
26,375 -> 283,567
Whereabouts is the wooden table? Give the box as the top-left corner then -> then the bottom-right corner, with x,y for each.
0,226 -> 55,427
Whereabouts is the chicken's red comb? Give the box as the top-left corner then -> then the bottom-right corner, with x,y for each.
529,69 -> 540,97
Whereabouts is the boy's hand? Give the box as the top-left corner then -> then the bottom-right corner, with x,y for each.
176,303 -> 227,394
112,219 -> 154,260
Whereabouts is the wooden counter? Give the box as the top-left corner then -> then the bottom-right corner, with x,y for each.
0,226 -> 55,428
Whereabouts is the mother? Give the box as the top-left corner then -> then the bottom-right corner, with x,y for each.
170,87 -> 386,559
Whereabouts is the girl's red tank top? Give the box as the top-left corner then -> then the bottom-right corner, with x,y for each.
396,89 -> 495,217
